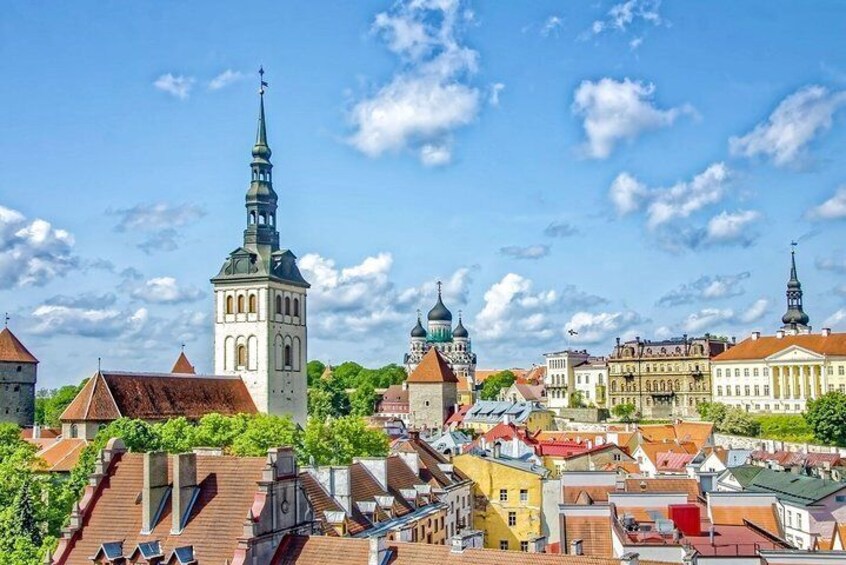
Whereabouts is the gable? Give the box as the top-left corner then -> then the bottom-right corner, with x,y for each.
766,345 -> 826,362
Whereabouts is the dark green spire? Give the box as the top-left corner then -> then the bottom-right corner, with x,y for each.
243,67 -> 279,252
782,242 -> 810,329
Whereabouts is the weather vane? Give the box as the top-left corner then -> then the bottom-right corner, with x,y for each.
259,66 -> 268,95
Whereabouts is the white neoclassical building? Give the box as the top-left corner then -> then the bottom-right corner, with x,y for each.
711,248 -> 846,413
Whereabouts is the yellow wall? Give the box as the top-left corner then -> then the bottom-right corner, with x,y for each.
462,410 -> 555,434
452,454 -> 544,551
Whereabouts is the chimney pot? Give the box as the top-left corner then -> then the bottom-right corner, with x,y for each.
571,539 -> 584,555
822,328 -> 832,337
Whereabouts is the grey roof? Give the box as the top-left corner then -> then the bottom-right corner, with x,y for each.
464,400 -> 548,425
453,317 -> 468,338
212,247 -> 309,287
470,450 -> 550,477
411,318 -> 427,338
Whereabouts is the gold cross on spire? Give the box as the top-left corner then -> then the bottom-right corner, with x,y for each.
259,66 -> 268,95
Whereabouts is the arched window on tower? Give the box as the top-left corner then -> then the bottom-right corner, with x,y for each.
70,424 -> 78,439
249,212 -> 256,225
237,345 -> 248,368
237,295 -> 245,313
285,296 -> 291,315
293,298 -> 300,317
276,295 -> 283,315
226,296 -> 234,314
259,213 -> 266,225
284,345 -> 292,368
249,294 -> 257,313
269,214 -> 275,226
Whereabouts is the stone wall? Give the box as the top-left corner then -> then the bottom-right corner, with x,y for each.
554,407 -> 609,423
712,432 -> 846,456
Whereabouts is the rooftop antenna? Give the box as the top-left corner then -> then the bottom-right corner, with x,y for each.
97,357 -> 102,372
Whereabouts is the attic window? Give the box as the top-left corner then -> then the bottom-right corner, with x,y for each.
16,365 -> 21,372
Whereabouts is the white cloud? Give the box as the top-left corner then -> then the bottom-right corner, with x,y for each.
646,163 -> 730,228
30,301 -> 148,338
817,254 -> 846,273
153,73 -> 195,100
474,273 -> 558,343
499,244 -> 550,260
824,309 -> 846,329
488,82 -> 505,107
540,15 -> 563,37
209,69 -> 244,90
609,172 -> 648,215
543,221 -> 578,238
629,37 -> 643,50
131,277 -> 203,305
299,251 -> 474,340
729,85 -> 846,167
348,0 -> 482,166
420,143 -> 453,166
0,205 -> 77,289
681,308 -> 734,333
593,0 -> 663,34
739,298 -> 769,324
658,272 -> 750,307
572,78 -> 693,159
564,311 -> 642,344
705,210 -> 761,244
112,203 -> 205,254
806,186 -> 846,221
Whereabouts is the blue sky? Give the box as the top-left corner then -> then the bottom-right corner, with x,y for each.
4,0 -> 846,389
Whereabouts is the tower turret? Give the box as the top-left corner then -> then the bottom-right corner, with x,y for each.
781,243 -> 810,335
427,282 -> 453,342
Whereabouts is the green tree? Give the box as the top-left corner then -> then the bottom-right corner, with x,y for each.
192,413 -> 250,448
231,414 -> 299,457
568,391 -> 586,409
307,360 -> 326,386
697,401 -> 728,424
153,417 -> 196,453
332,362 -> 365,389
308,379 -> 351,419
35,382 -> 87,428
301,416 -> 389,466
612,403 -> 637,422
480,370 -> 516,400
805,392 -> 846,446
350,383 -> 379,417
719,407 -> 761,436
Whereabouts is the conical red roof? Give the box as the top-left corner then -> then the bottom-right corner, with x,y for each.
171,351 -> 196,374
407,348 -> 458,384
0,328 -> 38,364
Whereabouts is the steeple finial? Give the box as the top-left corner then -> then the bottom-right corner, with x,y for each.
253,67 -> 271,159
3,312 -> 8,328
790,240 -> 798,281
437,280 -> 442,297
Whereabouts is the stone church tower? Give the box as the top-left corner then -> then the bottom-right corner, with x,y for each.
211,72 -> 309,425
0,326 -> 38,426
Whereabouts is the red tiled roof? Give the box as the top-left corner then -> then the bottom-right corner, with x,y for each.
407,349 -> 458,384
624,478 -> 700,500
58,452 -> 267,564
391,436 -> 468,487
20,427 -> 60,440
714,332 -> 846,361
655,451 -> 695,471
272,535 -> 676,565
539,442 -> 617,459
513,383 -> 545,402
60,371 -> 257,422
0,327 -> 38,363
445,404 -> 471,425
170,352 -> 195,374
34,438 -> 87,472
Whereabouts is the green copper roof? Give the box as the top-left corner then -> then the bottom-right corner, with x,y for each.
730,465 -> 846,506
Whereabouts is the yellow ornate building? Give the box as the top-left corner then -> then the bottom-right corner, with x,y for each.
607,335 -> 731,418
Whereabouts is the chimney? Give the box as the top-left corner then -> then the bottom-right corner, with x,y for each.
369,535 -> 388,565
732,336 -> 736,344
33,424 -> 40,439
620,552 -> 640,565
751,331 -> 761,341
709,525 -> 715,545
171,453 -> 198,534
503,413 -> 512,425
356,458 -> 388,491
492,442 -> 502,459
397,451 -> 420,477
451,530 -> 483,553
142,452 -> 169,534
776,330 -> 785,339
570,539 -> 584,555
822,327 -> 832,337
402,381 -> 408,391
528,536 -> 547,553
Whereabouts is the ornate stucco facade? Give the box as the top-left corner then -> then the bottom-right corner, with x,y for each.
608,335 -> 731,419
211,75 -> 309,425
404,285 -> 476,394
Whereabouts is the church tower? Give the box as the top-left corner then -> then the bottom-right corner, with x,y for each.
211,70 -> 309,425
781,244 -> 811,335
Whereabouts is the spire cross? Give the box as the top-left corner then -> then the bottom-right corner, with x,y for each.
3,312 -> 8,327
416,308 -> 422,321
181,342 -> 186,353
436,280 -> 442,296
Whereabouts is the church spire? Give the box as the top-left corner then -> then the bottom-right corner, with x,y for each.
781,241 -> 810,333
243,67 -> 279,252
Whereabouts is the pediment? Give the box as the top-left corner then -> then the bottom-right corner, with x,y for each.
766,345 -> 825,362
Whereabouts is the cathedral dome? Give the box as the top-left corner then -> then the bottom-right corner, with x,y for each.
427,293 -> 452,322
453,317 -> 468,338
411,318 -> 427,338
